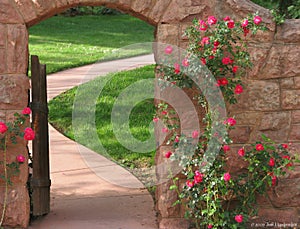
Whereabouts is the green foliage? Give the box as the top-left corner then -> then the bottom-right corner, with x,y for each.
29,15 -> 154,74
62,6 -> 122,16
48,65 -> 156,169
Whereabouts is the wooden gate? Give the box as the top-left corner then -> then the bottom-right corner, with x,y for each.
30,55 -> 51,216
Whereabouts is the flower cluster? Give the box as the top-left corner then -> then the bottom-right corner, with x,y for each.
0,107 -> 35,182
155,13 -> 297,228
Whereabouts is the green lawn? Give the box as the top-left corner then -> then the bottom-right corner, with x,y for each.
29,14 -> 154,73
48,65 -> 156,168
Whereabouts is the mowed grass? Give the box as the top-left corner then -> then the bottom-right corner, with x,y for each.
48,65 -> 156,168
29,15 -> 154,74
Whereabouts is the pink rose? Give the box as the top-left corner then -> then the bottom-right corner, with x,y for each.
234,84 -> 243,94
255,144 -> 264,151
223,16 -> 231,21
238,148 -> 245,157
241,19 -> 249,28
201,58 -> 207,65
186,180 -> 195,188
24,127 -> 35,141
269,158 -> 275,167
222,57 -> 233,65
207,224 -> 213,229
22,107 -> 32,115
192,130 -> 199,139
224,172 -> 231,181
182,58 -> 189,67
162,110 -> 168,115
16,154 -> 26,163
165,45 -> 173,55
253,15 -> 262,25
223,145 -> 230,152
162,128 -> 168,133
227,20 -> 235,29
0,122 -> 8,134
165,151 -> 172,158
226,117 -> 236,126
194,171 -> 204,184
174,63 -> 180,74
199,20 -> 208,31
235,214 -> 243,223
153,117 -> 159,123
201,37 -> 210,45
207,16 -> 217,25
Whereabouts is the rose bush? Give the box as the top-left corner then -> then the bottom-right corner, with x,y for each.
155,13 -> 298,228
0,107 -> 35,226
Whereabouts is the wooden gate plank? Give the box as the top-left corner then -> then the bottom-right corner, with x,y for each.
31,55 -> 51,216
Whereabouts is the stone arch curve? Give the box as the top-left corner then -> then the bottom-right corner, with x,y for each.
1,0 -> 300,228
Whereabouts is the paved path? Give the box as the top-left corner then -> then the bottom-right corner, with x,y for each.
29,55 -> 158,229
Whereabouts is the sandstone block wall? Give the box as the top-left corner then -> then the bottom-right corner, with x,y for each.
0,0 -> 299,228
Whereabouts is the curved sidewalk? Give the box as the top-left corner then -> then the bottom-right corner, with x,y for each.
29,55 -> 158,229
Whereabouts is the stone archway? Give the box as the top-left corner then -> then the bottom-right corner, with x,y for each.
0,0 -> 299,228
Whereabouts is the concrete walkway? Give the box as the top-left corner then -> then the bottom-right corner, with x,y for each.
29,55 -> 158,229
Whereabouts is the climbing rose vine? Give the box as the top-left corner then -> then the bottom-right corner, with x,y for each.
0,107 -> 35,226
155,13 -> 298,228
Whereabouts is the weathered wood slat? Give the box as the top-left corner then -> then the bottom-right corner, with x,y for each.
30,55 -> 51,216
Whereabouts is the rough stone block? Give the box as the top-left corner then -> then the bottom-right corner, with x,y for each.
156,180 -> 181,218
0,0 -> 24,24
229,126 -> 252,143
131,0 -> 154,17
259,45 -> 300,79
31,0 -> 56,17
156,24 -> 179,46
292,110 -> 300,124
0,24 -> 6,47
7,24 -> 28,74
159,218 -> 190,229
275,19 -> 300,43
259,112 -> 291,131
0,48 -> 6,74
282,90 -> 300,110
231,80 -> 280,111
0,75 -> 30,110
148,0 -> 171,24
289,125 -> 300,141
0,185 -> 30,228
295,77 -> 300,89
280,77 -> 295,89
14,0 -> 38,25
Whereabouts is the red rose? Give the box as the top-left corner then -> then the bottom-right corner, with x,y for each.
255,144 -> 264,151
207,224 -> 213,229
174,135 -> 180,143
223,16 -> 231,21
22,107 -> 32,115
227,20 -> 235,29
194,171 -> 204,184
235,214 -> 243,223
232,66 -> 238,73
0,122 -> 8,134
271,175 -> 277,186
238,148 -> 245,157
161,110 -> 168,115
174,63 -> 180,74
207,16 -> 217,25
243,27 -> 250,36
226,117 -> 236,126
201,58 -> 207,65
186,180 -> 194,188
223,145 -> 230,152
281,144 -> 288,149
164,45 -> 173,55
165,151 -> 172,158
199,20 -> 208,31
269,158 -> 275,167
253,15 -> 262,25
224,172 -> 231,181
214,40 -> 220,47
234,84 -> 243,94
16,154 -> 26,163
222,57 -> 233,65
24,127 -> 35,141
241,19 -> 249,28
